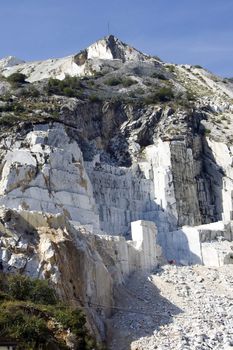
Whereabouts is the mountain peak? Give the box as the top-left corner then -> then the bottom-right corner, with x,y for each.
80,35 -> 149,62
0,56 -> 25,69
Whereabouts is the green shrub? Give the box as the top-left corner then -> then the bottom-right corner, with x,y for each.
47,75 -> 83,98
204,128 -> 211,135
193,65 -> 203,69
0,114 -> 20,126
0,102 -> 25,114
7,73 -> 27,86
104,77 -> 122,86
104,76 -> 137,88
63,86 -> 76,97
19,86 -> 40,98
186,91 -> 196,101
55,308 -> 86,336
86,79 -> 96,87
145,87 -> 174,104
89,94 -> 101,102
122,77 -> 137,87
13,103 -> 25,113
166,65 -> 175,73
0,305 -> 51,349
6,274 -> 57,305
157,87 -> 174,101
0,273 -> 103,349
151,72 -> 168,80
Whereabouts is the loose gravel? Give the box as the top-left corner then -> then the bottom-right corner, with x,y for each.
107,265 -> 233,350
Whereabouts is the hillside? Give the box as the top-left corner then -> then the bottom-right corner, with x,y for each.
0,35 -> 232,349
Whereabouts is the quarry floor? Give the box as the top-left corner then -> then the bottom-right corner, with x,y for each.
107,265 -> 233,350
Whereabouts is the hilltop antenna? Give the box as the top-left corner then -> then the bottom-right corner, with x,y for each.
107,22 -> 110,36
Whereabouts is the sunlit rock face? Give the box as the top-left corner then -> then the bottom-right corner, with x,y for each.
0,123 -> 100,229
0,119 -> 232,245
0,36 -> 151,82
85,35 -> 149,62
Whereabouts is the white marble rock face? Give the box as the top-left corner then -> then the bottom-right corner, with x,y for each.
0,36 -> 150,82
0,122 -> 232,251
0,123 -> 172,238
0,123 -> 100,229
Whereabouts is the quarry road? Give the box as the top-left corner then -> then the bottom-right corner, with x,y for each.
107,265 -> 233,350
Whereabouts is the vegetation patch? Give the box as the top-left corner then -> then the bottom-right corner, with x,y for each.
0,273 -> 103,350
47,75 -> 84,98
104,77 -> 122,86
88,94 -> 101,102
104,76 -> 137,87
165,65 -> 176,73
0,96 -> 60,127
7,73 -> 27,87
122,77 -> 137,87
151,72 -> 168,80
144,87 -> 174,104
204,128 -> 211,135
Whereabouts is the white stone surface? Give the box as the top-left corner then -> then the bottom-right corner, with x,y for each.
0,123 -> 100,228
143,140 -> 178,222
86,36 -> 148,62
131,220 -> 158,271
206,139 -> 233,222
0,122 -> 232,273
164,221 -> 233,266
85,161 -> 157,235
0,36 -> 150,82
96,220 -> 161,283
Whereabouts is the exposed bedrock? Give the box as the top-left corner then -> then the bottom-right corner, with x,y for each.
0,121 -> 232,244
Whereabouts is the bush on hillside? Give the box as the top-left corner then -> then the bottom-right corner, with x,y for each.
151,72 -> 168,80
47,75 -> 83,97
166,65 -> 176,73
144,87 -> 174,104
104,77 -> 122,86
88,94 -> 101,102
7,73 -> 27,86
0,273 -> 103,350
122,77 -> 137,87
104,76 -> 137,88
6,274 -> 57,305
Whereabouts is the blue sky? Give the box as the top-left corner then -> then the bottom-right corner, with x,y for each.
0,0 -> 232,77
